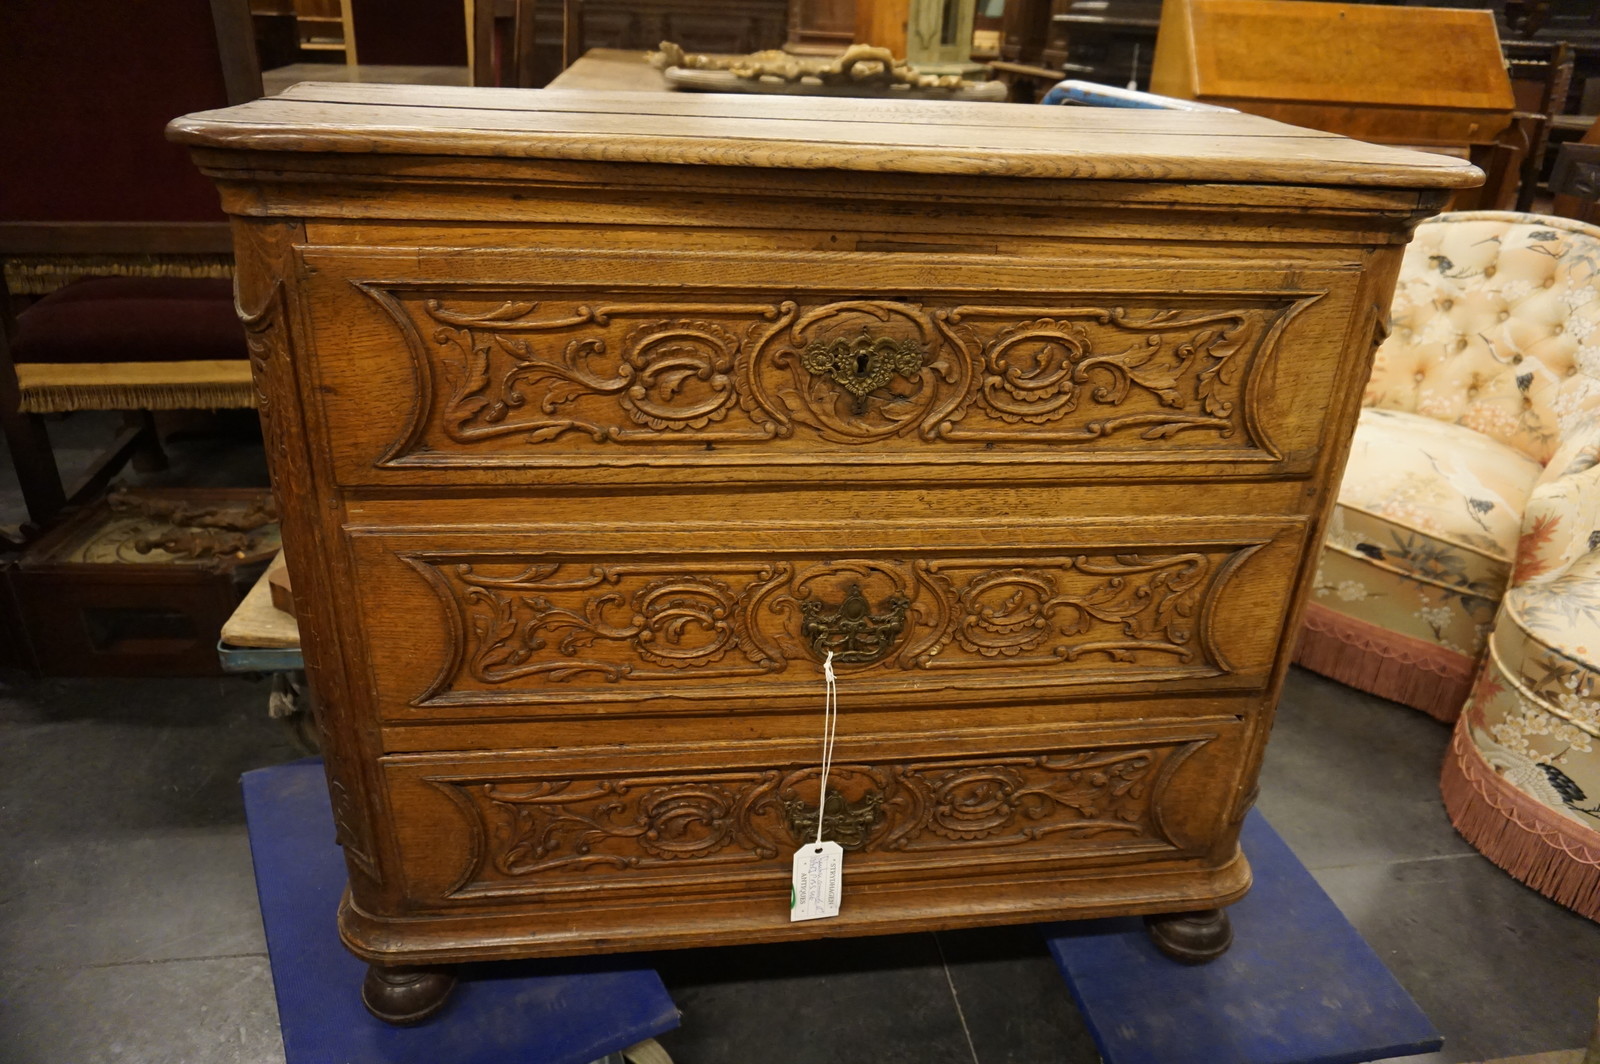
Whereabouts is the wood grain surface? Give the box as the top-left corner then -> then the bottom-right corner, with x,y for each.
168,81 -> 1482,187
545,47 -> 672,92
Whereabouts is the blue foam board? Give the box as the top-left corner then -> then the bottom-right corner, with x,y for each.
242,758 -> 680,1064
1046,810 -> 1442,1064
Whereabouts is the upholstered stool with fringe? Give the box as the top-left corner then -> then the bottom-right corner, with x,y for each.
0,262 -> 254,540
1295,211 -> 1600,722
0,0 -> 263,538
10,276 -> 253,414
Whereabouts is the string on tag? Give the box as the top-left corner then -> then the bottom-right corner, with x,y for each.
815,650 -> 838,848
791,650 -> 846,922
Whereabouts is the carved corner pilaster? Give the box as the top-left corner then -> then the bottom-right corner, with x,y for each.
232,219 -> 380,881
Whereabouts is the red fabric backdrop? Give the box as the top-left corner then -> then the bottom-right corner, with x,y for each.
0,0 -> 233,222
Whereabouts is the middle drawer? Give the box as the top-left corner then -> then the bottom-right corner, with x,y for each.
345,514 -> 1306,722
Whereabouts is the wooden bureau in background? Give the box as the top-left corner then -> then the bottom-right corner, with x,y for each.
1150,0 -> 1520,209
169,86 -> 1478,1022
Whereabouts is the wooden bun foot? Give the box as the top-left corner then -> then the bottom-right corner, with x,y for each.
361,964 -> 457,1025
1143,908 -> 1233,964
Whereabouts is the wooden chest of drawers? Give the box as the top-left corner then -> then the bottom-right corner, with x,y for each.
170,84 -> 1476,1021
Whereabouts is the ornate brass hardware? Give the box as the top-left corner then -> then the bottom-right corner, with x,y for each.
800,583 -> 911,664
800,330 -> 925,413
783,788 -> 884,851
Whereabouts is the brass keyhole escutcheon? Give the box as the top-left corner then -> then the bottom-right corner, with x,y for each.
800,329 -> 926,414
799,583 -> 911,665
783,788 -> 884,851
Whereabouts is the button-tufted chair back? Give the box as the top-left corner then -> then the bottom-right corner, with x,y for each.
1367,211 -> 1600,466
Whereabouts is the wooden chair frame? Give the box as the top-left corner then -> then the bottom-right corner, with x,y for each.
0,223 -> 238,545
0,0 -> 261,546
560,0 -> 786,72
1551,138 -> 1600,224
471,0 -> 541,88
1506,40 -> 1576,212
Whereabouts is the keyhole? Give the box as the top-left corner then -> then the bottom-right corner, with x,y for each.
855,352 -> 870,377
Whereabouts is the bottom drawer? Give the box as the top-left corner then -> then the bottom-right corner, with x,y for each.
369,716 -> 1254,938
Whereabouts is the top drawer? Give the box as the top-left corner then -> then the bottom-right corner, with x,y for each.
296,246 -> 1364,487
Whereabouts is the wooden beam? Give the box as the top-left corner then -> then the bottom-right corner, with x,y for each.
0,222 -> 235,257
0,275 -> 66,528
212,0 -> 266,104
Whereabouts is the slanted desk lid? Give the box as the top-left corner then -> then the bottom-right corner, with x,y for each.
168,82 -> 1481,190
1151,0 -> 1514,114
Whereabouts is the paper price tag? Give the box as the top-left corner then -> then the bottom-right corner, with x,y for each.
790,841 -> 844,922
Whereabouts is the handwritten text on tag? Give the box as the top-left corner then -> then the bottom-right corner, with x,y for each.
790,840 -> 844,922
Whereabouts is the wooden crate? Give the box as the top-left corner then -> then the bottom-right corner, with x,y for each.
8,488 -> 279,676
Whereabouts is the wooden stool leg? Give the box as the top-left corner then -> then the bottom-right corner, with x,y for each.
1144,908 -> 1233,964
0,406 -> 67,528
0,279 -> 65,529
361,963 -> 457,1025
128,411 -> 168,473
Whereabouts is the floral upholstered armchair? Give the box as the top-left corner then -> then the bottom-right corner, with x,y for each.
1294,211 -> 1600,919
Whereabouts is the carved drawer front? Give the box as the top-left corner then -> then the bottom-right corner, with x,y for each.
346,514 -> 1307,721
298,247 -> 1364,486
378,718 -> 1250,910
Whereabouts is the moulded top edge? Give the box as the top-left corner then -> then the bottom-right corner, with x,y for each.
166,83 -> 1483,191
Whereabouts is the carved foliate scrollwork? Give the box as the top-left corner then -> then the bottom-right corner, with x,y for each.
441,562 -> 777,686
938,555 -> 1207,664
406,298 -> 790,447
878,752 -> 1159,848
411,546 -> 1258,704
954,309 -> 1248,436
49,489 -> 282,567
366,290 -> 1315,461
238,275 -> 290,468
443,744 -> 1191,894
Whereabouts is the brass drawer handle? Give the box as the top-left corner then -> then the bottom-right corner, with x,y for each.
801,330 -> 925,413
799,583 -> 911,665
783,787 -> 884,851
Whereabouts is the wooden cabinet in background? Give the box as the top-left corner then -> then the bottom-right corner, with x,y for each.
1040,0 -> 1073,68
1000,0 -> 1052,62
290,0 -> 348,57
1049,0 -> 1161,89
565,0 -> 787,60
1152,0 -> 1515,148
1151,0 -> 1519,208
858,0 -> 978,70
788,0 -> 856,55
170,84 -> 1477,1022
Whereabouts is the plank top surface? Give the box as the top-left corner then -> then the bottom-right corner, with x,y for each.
220,552 -> 300,650
545,48 -> 672,92
168,81 -> 1481,189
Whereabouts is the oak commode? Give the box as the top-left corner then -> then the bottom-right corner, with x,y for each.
170,84 -> 1478,1023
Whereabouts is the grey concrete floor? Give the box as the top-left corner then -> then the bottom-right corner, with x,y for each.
1,415 -> 1598,1063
